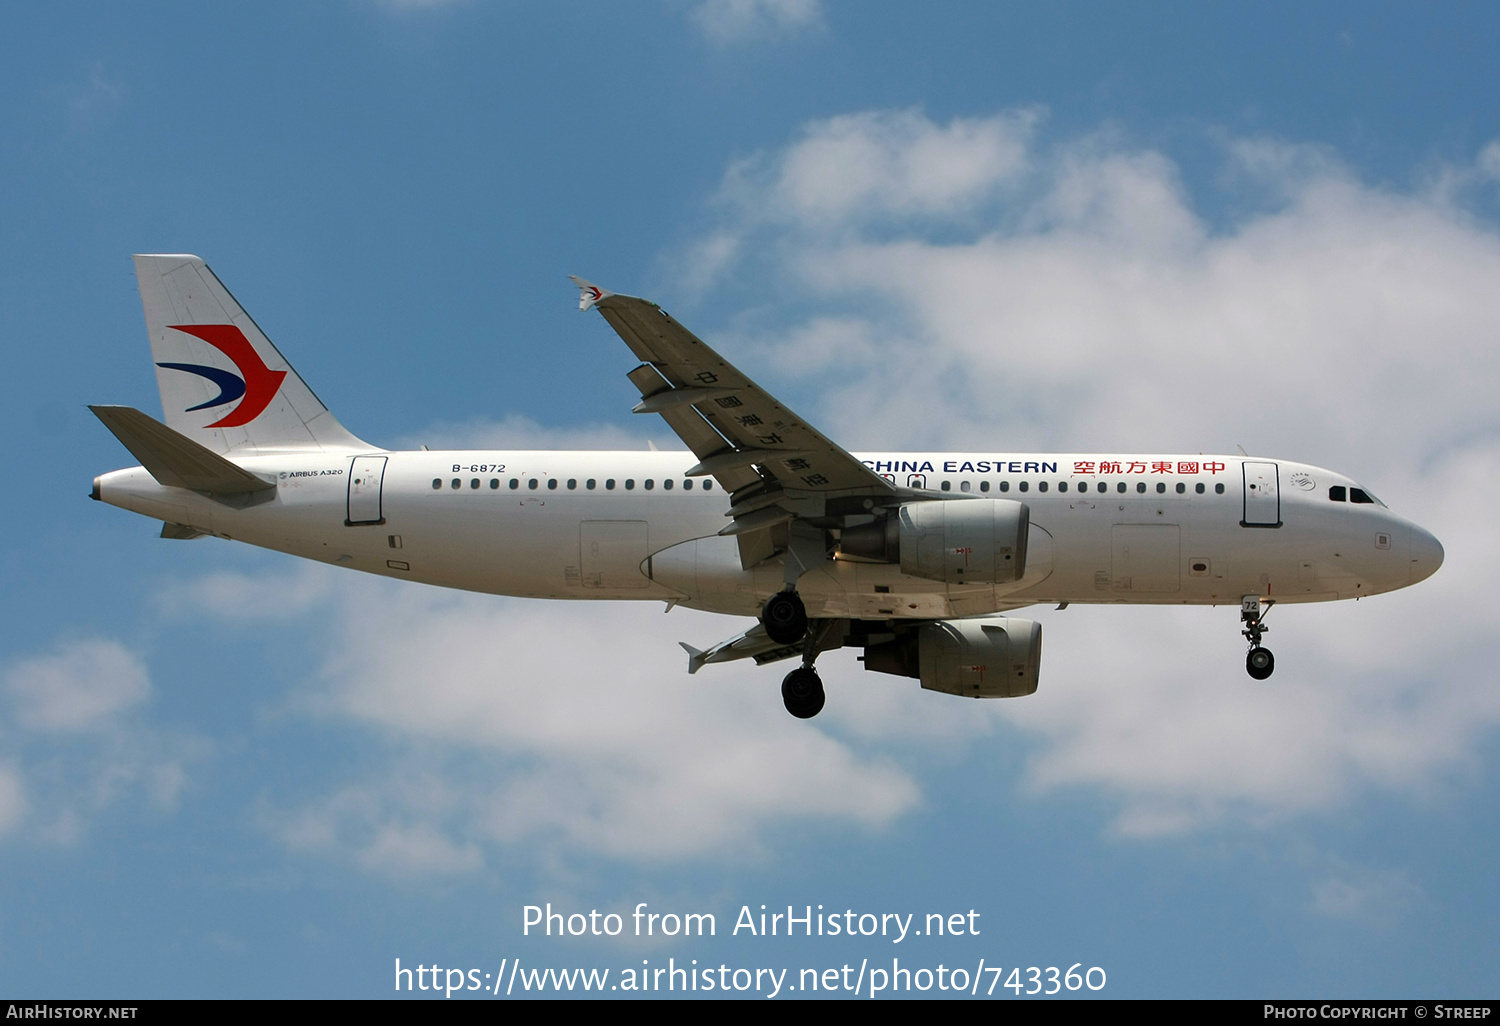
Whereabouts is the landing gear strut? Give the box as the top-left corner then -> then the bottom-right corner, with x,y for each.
780,619 -> 843,718
1241,595 -> 1275,681
762,589 -> 808,645
770,524 -> 831,715
781,665 -> 825,719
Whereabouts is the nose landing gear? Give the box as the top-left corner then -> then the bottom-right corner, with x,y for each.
1241,595 -> 1275,680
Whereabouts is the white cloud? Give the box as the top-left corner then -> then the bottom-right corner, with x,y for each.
221,573 -> 918,874
677,230 -> 743,294
678,109 -> 1500,835
1309,862 -> 1423,927
261,776 -> 483,878
1480,141 -> 1500,182
5,640 -> 148,733
723,108 -> 1039,230
0,639 -> 207,844
691,0 -> 823,43
0,765 -> 25,838
156,565 -> 337,621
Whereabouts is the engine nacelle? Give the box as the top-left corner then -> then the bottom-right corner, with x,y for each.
863,617 -> 1041,698
841,499 -> 1029,584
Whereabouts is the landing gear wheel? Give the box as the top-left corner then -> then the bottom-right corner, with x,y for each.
762,590 -> 808,645
781,667 -> 825,719
1246,646 -> 1275,681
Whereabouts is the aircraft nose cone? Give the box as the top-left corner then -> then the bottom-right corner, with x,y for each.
1410,524 -> 1444,584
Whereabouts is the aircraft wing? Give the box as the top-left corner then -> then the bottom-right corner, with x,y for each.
572,279 -> 907,551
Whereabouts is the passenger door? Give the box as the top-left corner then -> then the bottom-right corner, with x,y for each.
1241,461 -> 1281,527
346,456 -> 387,526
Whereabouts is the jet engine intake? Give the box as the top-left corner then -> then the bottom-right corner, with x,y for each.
863,617 -> 1041,698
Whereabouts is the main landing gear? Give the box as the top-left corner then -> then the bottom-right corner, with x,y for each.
1241,595 -> 1275,681
764,589 -> 826,717
762,588 -> 822,717
761,589 -> 809,645
761,589 -> 822,717
766,525 -> 832,717
781,665 -> 825,719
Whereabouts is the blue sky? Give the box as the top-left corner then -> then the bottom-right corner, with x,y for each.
3,0 -> 1499,999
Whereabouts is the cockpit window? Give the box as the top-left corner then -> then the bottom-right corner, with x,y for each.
1350,487 -> 1382,505
1329,485 -> 1346,502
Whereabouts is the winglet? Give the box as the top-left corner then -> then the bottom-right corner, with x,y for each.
569,276 -> 613,312
678,641 -> 706,675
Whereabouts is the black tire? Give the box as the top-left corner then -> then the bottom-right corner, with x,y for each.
781,667 -> 825,719
1246,646 -> 1275,681
762,591 -> 808,645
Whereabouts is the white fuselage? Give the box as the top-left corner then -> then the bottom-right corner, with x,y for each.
94,449 -> 1443,620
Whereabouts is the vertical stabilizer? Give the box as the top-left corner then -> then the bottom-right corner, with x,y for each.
134,254 -> 372,454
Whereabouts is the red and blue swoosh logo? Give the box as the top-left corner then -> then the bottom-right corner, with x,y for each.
156,324 -> 287,428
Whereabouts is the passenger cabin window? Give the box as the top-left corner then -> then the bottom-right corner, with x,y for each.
1018,481 -> 1028,492
703,480 -> 713,491
1059,481 -> 1069,493
644,479 -> 654,490
1329,486 -> 1347,502
980,481 -> 990,492
1137,482 -> 1146,493
1038,481 -> 1049,493
960,481 -> 971,492
547,479 -> 557,490
1215,483 -> 1225,494
625,479 -> 635,490
567,479 -> 577,490
586,479 -> 596,490
663,479 -> 673,490
1097,482 -> 1107,493
470,478 -> 480,489
1175,482 -> 1186,494
683,480 -> 692,490
489,479 -> 499,489
1195,482 -> 1205,494
509,478 -> 519,489
451,479 -> 461,490
941,481 -> 951,491
999,481 -> 1010,492
431,478 -> 441,490
1156,482 -> 1166,494
606,479 -> 616,490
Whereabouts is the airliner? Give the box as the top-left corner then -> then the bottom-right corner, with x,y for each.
90,255 -> 1444,718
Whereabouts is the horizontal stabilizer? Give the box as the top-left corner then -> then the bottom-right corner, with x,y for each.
90,405 -> 275,495
678,641 -> 706,675
679,622 -> 803,674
